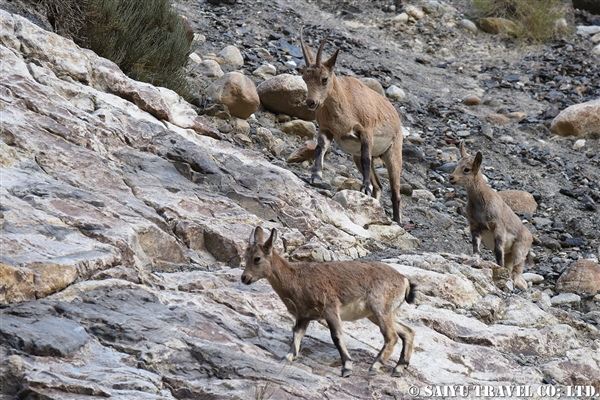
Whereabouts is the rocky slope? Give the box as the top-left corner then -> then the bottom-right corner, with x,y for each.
1,0 -> 600,398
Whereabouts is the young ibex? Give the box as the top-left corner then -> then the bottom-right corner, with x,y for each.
300,28 -> 405,224
449,144 -> 533,290
242,226 -> 416,377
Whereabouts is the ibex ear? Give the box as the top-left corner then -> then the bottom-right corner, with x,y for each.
263,228 -> 277,255
323,48 -> 339,70
459,142 -> 468,158
473,152 -> 483,174
252,226 -> 264,246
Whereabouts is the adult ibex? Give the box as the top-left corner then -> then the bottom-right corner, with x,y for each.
450,143 -> 533,290
300,28 -> 405,224
242,226 -> 416,377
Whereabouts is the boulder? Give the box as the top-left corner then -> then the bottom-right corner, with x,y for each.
498,190 -> 538,214
206,72 -> 260,119
257,74 -> 315,120
550,99 -> 600,138
557,259 -> 600,294
197,59 -> 224,78
252,64 -> 277,80
479,18 -> 518,36
217,45 -> 244,66
280,119 -> 316,139
332,190 -> 392,227
287,140 -> 317,163
358,77 -> 385,96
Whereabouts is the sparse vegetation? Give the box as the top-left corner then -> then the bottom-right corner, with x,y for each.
41,0 -> 192,98
84,0 -> 191,97
471,0 -> 572,41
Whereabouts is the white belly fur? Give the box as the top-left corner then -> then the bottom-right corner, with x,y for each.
339,299 -> 373,321
335,127 -> 395,157
480,230 -> 516,253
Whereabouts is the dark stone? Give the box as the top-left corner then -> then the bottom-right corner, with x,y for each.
0,314 -> 89,357
562,237 -> 585,248
541,236 -> 562,251
573,0 -> 600,14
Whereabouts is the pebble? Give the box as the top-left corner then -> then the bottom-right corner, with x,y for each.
386,85 -> 406,100
522,273 -> 544,284
392,13 -> 409,24
405,5 -> 424,20
437,162 -> 457,173
486,114 -> 510,125
457,19 -> 478,34
412,189 -> 436,202
576,25 -> 600,36
550,293 -> 581,306
534,217 -> 553,228
253,64 -> 277,80
507,112 -> 526,120
462,94 -> 482,106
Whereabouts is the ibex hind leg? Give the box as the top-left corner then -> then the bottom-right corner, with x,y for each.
352,155 -> 382,200
367,314 -> 398,375
509,242 -> 529,291
381,140 -> 403,224
392,318 -> 415,377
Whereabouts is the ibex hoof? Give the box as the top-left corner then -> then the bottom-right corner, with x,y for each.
309,175 -> 322,185
360,185 -> 372,197
282,354 -> 294,363
341,368 -> 353,378
514,278 -> 528,291
392,362 -> 408,377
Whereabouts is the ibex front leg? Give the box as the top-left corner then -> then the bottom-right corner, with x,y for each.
325,311 -> 353,377
471,229 -> 482,257
310,130 -> 334,185
357,126 -> 374,197
285,318 -> 311,362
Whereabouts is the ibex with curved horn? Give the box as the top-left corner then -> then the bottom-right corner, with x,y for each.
242,226 -> 416,377
300,27 -> 405,224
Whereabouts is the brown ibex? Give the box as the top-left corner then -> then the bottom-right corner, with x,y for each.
449,144 -> 533,290
300,28 -> 405,224
242,226 -> 416,377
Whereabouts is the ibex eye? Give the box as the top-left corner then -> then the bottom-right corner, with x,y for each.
254,257 -> 261,264
464,168 -> 471,173
321,78 -> 328,85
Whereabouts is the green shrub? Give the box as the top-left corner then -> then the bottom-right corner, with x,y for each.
83,0 -> 192,97
41,0 -> 192,98
471,0 -> 571,42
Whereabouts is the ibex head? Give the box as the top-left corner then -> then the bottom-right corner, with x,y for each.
449,143 -> 483,186
241,226 -> 277,285
300,27 -> 339,111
